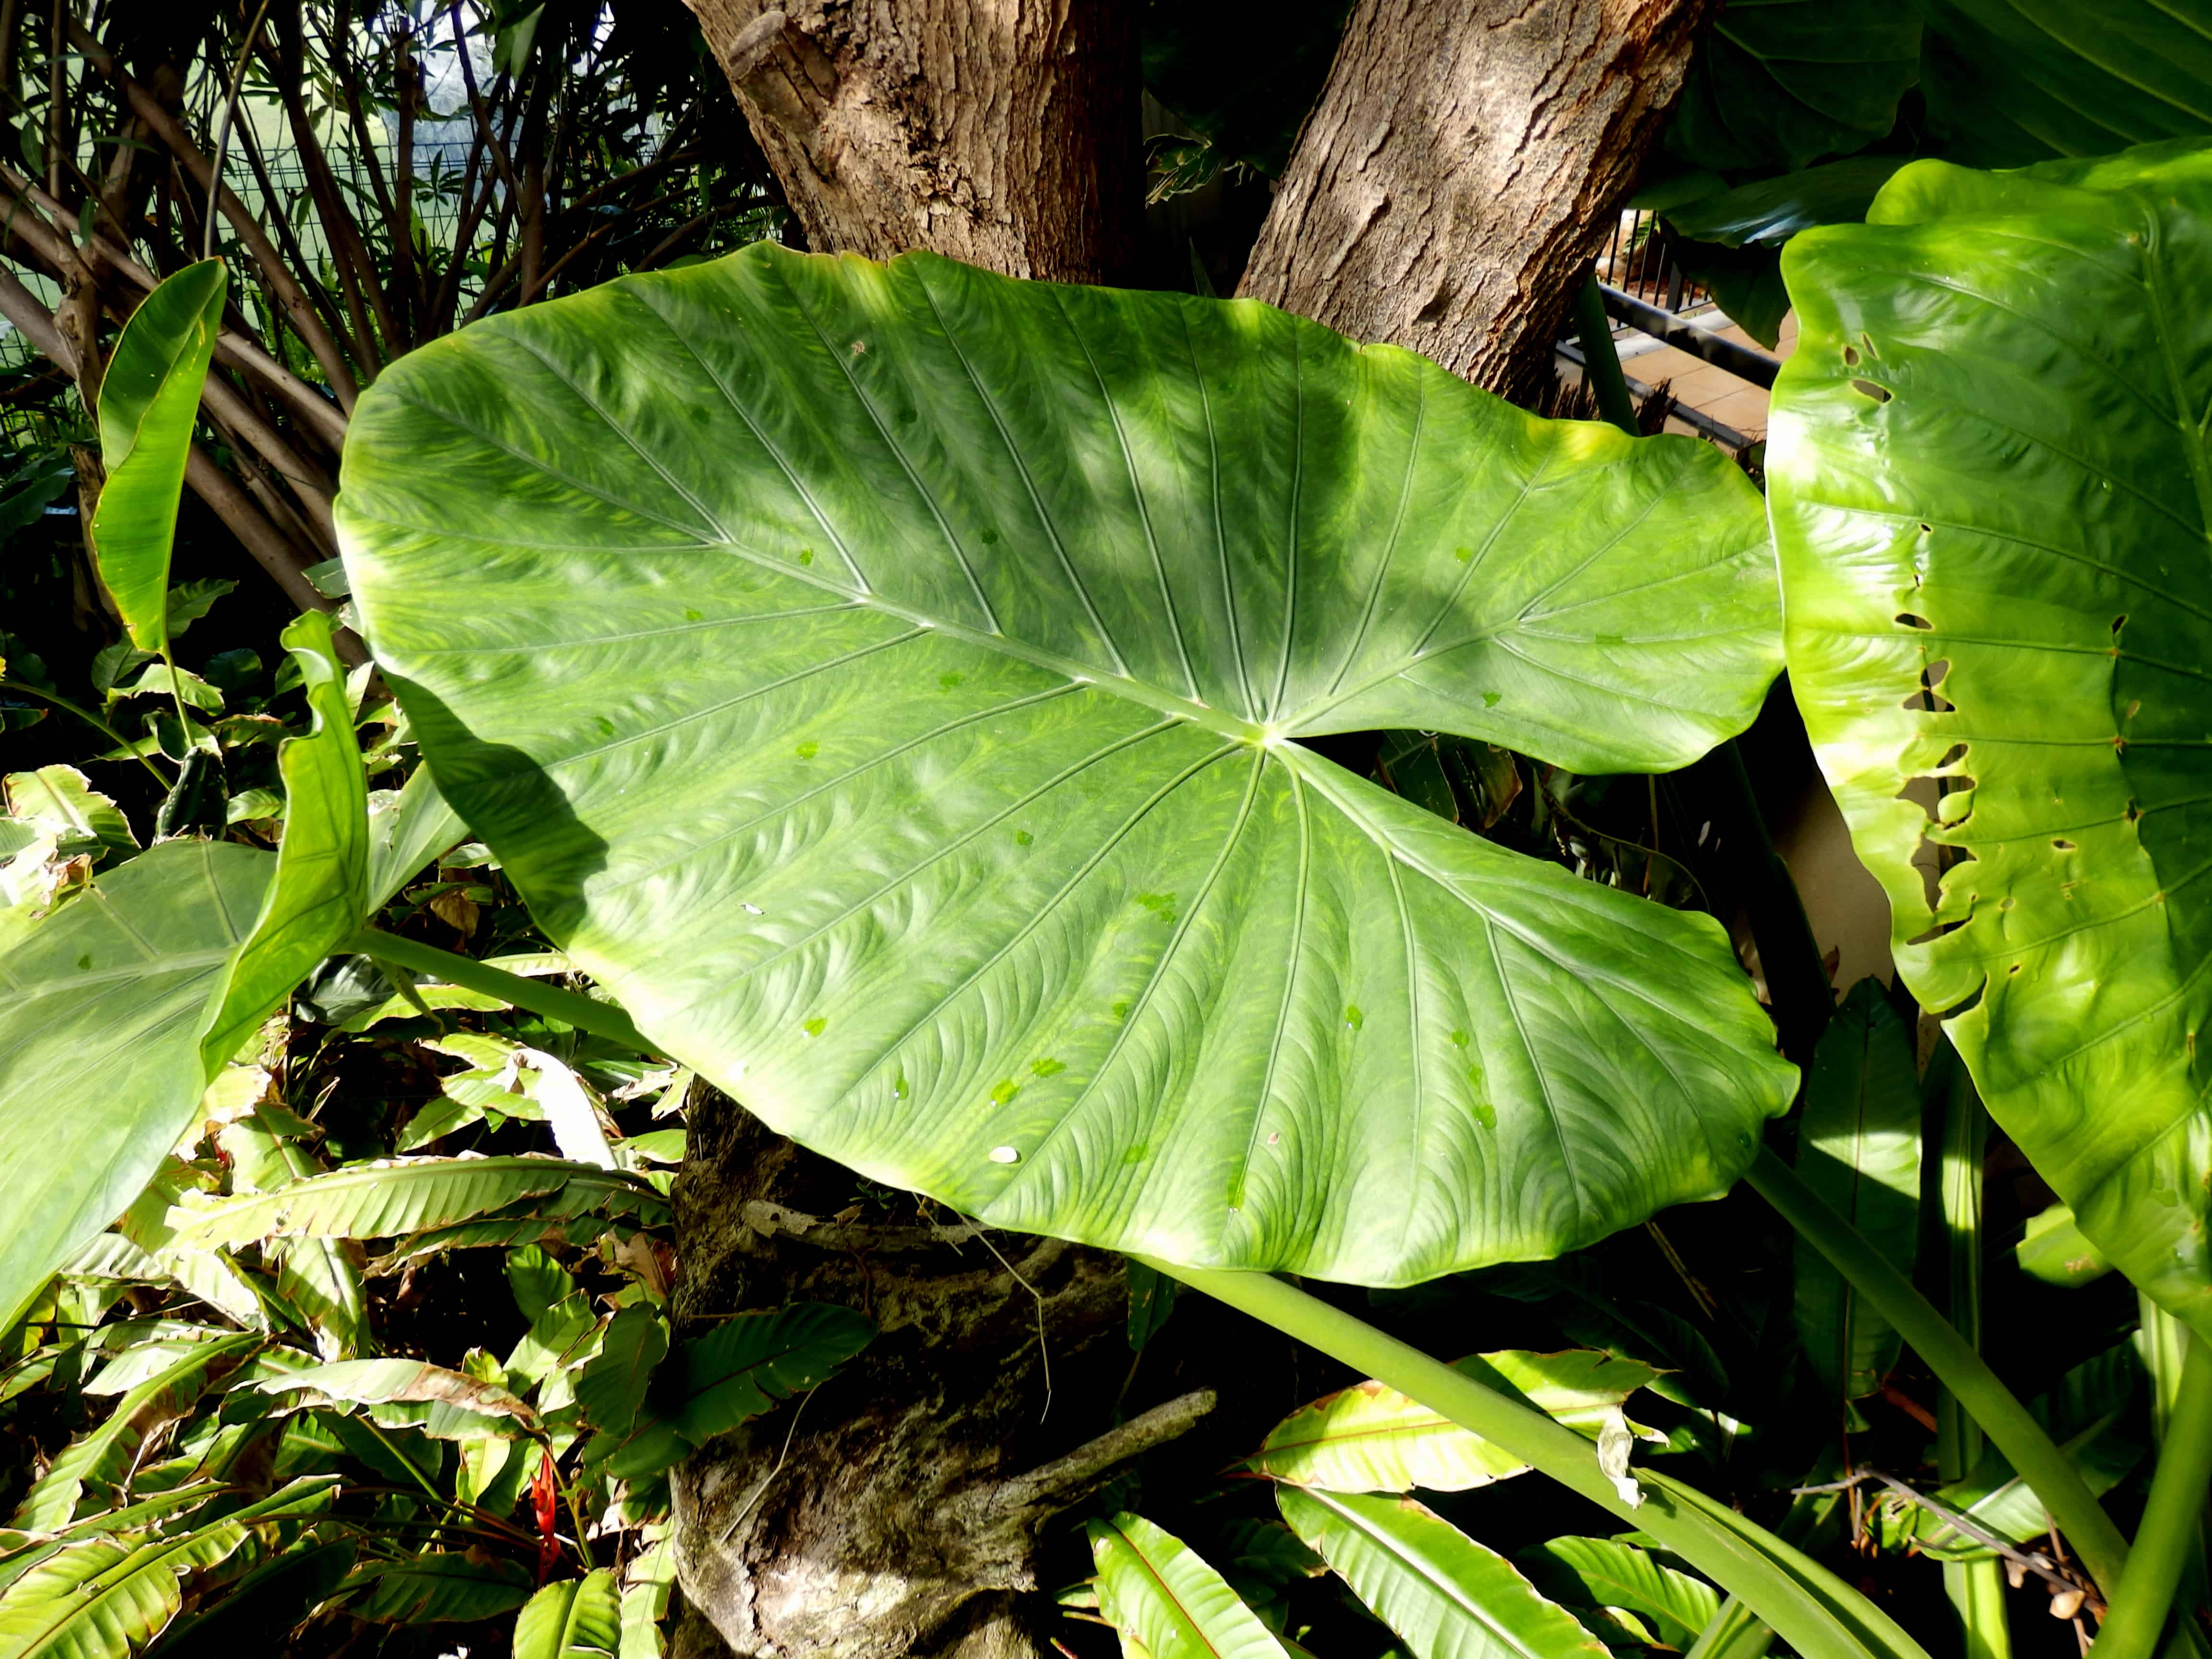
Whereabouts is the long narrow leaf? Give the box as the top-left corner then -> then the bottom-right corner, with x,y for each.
515,1570 -> 623,1659
171,1156 -> 663,1248
1088,1512 -> 1288,1659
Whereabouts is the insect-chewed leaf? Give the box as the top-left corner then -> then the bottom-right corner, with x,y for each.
3,766 -> 137,863
338,242 -> 1795,1286
1088,1512 -> 1289,1659
1248,1350 -> 1662,1492
515,1569 -> 623,1659
1277,1487 -> 1606,1659
1771,139 -> 2212,1343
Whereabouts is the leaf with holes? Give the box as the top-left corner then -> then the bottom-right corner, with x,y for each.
337,243 -> 1793,1286
1771,138 -> 2212,1342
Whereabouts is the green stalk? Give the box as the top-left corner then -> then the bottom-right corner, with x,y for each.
343,926 -> 656,1054
0,677 -> 170,786
1573,276 -> 1641,437
1926,1055 -> 2012,1659
1148,1261 -> 1929,1659
1744,1147 -> 2130,1596
2140,1295 -> 2212,1659
2097,1334 -> 2212,1659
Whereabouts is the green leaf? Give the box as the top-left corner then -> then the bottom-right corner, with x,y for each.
3,768 -> 137,863
1088,1512 -> 1290,1659
619,1543 -> 675,1659
115,665 -> 222,714
197,610 -> 371,1072
0,842 -> 272,1334
255,1357 -> 539,1439
577,1304 -> 668,1440
1248,1350 -> 1661,1491
1769,138 -> 2212,1344
339,1551 -> 534,1623
10,1331 -> 261,1532
667,1301 -> 873,1443
1792,979 -> 1921,1401
516,1570 -> 623,1659
338,242 -> 1794,1286
2014,1202 -> 2113,1289
1663,158 -> 1911,248
366,763 -> 468,911
1921,0 -> 2212,168
90,262 -> 226,656
162,578 -> 235,642
1276,1487 -> 1607,1659
1521,1537 -> 1720,1650
1127,1258 -> 1181,1352
171,1155 -> 669,1247
1666,0 -> 1923,174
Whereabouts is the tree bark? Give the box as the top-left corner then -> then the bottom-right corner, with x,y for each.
1237,0 -> 1714,403
680,0 -> 1140,283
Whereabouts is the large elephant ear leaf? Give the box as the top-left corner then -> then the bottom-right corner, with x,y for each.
0,841 -> 271,1332
1769,139 -> 2212,1342
337,244 -> 1794,1286
1665,0 -> 1923,175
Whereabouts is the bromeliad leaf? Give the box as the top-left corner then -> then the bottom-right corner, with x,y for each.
338,242 -> 1795,1286
1087,1512 -> 1290,1659
1769,139 -> 2212,1342
1276,1487 -> 1607,1659
89,261 -> 226,656
1247,1350 -> 1662,1491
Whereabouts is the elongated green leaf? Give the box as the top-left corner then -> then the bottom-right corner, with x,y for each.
1088,1513 -> 1289,1659
338,242 -> 1793,1286
11,1332 -> 261,1532
0,842 -> 271,1334
257,1357 -> 538,1440
1770,139 -> 2212,1343
366,763 -> 468,911
1792,979 -> 1920,1401
90,261 -> 226,656
1921,0 -> 2212,168
216,1115 -> 365,1359
619,1543 -> 675,1659
668,1302 -> 872,1443
577,1304 -> 667,1440
516,1570 -> 622,1659
1667,0 -> 1923,174
199,611 -> 370,1070
1663,159 -> 1910,248
171,1155 -> 667,1248
339,1551 -> 533,1623
1277,1487 -> 1605,1659
1249,1350 -> 1661,1491
1523,1537 -> 1720,1650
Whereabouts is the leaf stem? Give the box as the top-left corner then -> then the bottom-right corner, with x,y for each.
342,927 -> 656,1055
0,676 -> 170,785
1143,1260 -> 1929,1659
1573,275 -> 1640,437
2095,1332 -> 2212,1659
1743,1146 -> 2130,1596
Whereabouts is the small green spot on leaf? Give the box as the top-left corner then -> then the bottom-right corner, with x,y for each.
1031,1058 -> 1065,1078
1013,830 -> 1034,846
797,548 -> 815,567
1122,1143 -> 1148,1166
892,1073 -> 908,1101
1450,1028 -> 1469,1048
1595,632 -> 1625,647
981,528 -> 1001,545
1343,1004 -> 1364,1031
795,741 -> 819,760
683,608 -> 703,622
1454,546 -> 1474,564
1481,692 -> 1502,709
77,954 -> 93,971
989,1079 -> 1021,1105
1110,998 -> 1132,1022
1473,1097 -> 1497,1130
802,1017 -> 826,1037
595,716 -> 616,736
939,671 -> 964,690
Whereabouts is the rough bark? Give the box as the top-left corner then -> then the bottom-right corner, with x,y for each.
1237,0 -> 1714,402
668,1095 -> 1210,1659
680,0 -> 1139,282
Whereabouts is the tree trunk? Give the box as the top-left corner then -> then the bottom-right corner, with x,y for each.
1236,0 -> 1714,403
679,0 -> 1140,283
668,1095 -> 1211,1659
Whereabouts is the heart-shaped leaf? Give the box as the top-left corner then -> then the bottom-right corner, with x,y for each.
337,244 -> 1795,1285
1769,139 -> 2212,1341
